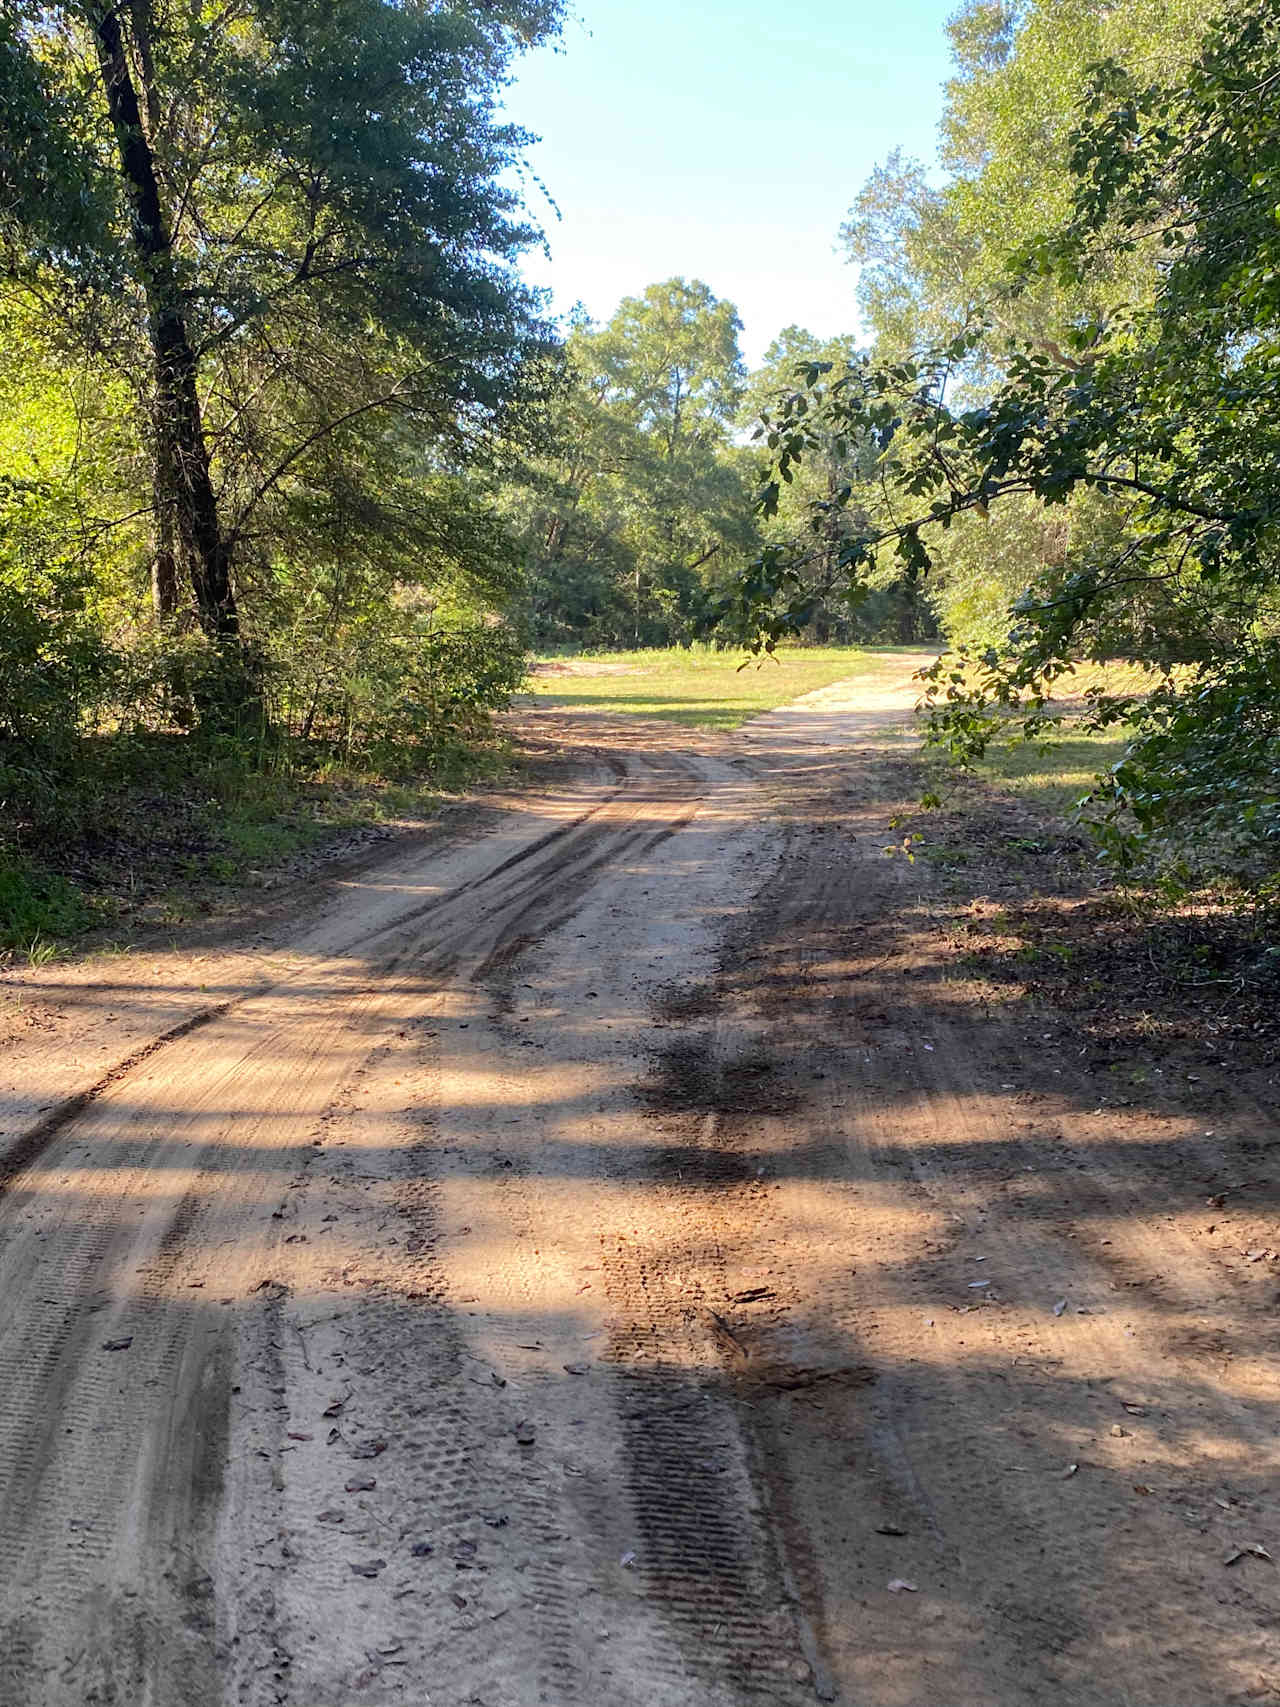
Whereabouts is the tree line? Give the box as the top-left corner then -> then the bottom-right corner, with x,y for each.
501,285 -> 930,651
3,0 -> 1277,904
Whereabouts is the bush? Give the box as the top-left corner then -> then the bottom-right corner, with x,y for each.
262,611 -> 527,760
0,480 -> 117,755
1090,646 -> 1280,891
0,855 -> 97,950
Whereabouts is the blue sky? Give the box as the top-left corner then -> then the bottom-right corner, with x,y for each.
502,0 -> 958,365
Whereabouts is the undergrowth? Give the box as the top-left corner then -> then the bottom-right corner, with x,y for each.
0,730 -> 515,954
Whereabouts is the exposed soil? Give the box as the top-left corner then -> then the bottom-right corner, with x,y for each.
0,660 -> 1277,1706
529,659 -> 641,676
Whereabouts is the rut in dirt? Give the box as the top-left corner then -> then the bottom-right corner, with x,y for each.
0,750 -> 741,1706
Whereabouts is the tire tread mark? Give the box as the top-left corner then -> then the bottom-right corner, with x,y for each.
0,1001 -> 234,1199
0,774 -> 644,1199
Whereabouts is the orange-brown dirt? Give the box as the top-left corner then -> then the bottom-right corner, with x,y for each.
0,661 -> 1277,1705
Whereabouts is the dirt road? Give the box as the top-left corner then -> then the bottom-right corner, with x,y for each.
1,660 -> 1277,1706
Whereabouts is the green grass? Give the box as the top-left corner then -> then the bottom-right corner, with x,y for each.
925,656 -> 1165,819
526,644 -> 928,731
973,725 -> 1131,816
0,855 -> 101,953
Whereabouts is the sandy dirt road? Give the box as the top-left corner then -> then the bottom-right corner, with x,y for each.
1,660 -> 1278,1706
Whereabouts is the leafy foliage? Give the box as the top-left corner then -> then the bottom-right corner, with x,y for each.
506,280 -> 759,648
2,0 -> 561,655
0,1 -> 563,932
735,327 -> 939,648
747,0 -> 1280,888
0,855 -> 98,951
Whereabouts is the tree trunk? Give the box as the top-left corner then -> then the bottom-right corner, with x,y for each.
150,414 -> 180,616
91,4 -> 239,644
896,580 -> 918,645
150,528 -> 179,617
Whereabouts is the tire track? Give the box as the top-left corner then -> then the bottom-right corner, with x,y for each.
597,1013 -> 822,1706
0,749 -> 709,1705
0,763 -> 662,1190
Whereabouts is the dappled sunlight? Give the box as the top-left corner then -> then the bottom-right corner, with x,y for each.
1,655 -> 1275,1707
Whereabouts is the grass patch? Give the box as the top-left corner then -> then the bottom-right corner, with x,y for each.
973,725 -> 1131,817
921,655 -> 1169,816
526,644 -> 928,731
1030,659 -> 1168,702
0,855 -> 101,953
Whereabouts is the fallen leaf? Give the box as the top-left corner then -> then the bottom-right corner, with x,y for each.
563,1363 -> 591,1376
887,1579 -> 918,1593
1052,1298 -> 1068,1317
316,1510 -> 345,1524
345,1476 -> 377,1494
349,1559 -> 386,1578
875,1524 -> 907,1536
101,1337 -> 133,1352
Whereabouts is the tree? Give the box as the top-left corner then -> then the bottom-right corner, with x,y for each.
739,327 -> 937,644
3,1 -> 562,701
746,0 -> 1280,886
508,280 -> 758,648
842,0 -> 1217,363
838,0 -> 1221,654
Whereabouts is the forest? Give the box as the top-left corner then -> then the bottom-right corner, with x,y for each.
1,0 -> 1277,941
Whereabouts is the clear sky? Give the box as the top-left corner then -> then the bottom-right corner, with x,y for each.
502,0 -> 958,365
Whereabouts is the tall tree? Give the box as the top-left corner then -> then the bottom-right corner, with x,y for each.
836,0 -> 1223,653
508,280 -> 757,648
749,0 -> 1280,884
842,0 -> 1218,364
3,1 -> 562,679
